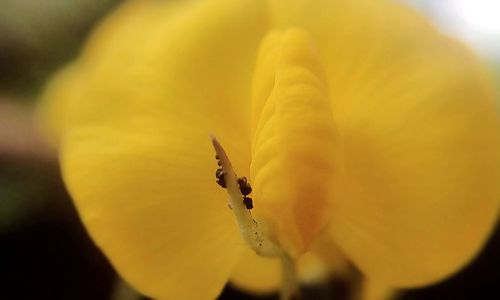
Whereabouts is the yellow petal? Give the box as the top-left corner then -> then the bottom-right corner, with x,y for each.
36,64 -> 80,146
48,0 -> 270,298
230,247 -> 281,294
250,29 -> 341,257
269,0 -> 500,287
361,279 -> 397,300
229,243 -> 330,294
308,232 -> 353,279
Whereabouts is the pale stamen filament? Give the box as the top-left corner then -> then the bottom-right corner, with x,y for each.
210,135 -> 300,300
211,135 -> 281,257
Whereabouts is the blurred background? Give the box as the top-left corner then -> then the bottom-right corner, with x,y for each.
0,0 -> 498,299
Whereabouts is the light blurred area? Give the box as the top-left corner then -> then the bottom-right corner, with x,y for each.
0,1 -> 498,300
406,0 -> 500,61
405,0 -> 500,116
406,0 -> 500,98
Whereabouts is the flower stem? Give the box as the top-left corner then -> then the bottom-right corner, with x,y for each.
280,253 -> 300,300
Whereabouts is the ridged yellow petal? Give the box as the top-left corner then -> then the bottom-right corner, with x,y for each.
49,0 -> 269,298
250,29 -> 341,257
269,0 -> 500,287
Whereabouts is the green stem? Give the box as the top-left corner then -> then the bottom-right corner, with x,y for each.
280,254 -> 300,300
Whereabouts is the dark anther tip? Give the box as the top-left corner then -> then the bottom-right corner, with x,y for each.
243,197 -> 253,209
216,178 -> 227,188
237,177 -> 252,196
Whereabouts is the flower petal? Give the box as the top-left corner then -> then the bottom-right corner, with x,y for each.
250,29 -> 341,256
230,243 -> 332,293
270,0 -> 500,287
48,0 -> 269,298
230,247 -> 281,293
37,64 -> 80,145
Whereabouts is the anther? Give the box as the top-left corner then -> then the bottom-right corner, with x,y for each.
211,135 -> 282,257
237,177 -> 252,196
243,196 -> 253,209
215,168 -> 226,188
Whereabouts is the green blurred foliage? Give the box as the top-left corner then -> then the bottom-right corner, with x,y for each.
0,162 -> 50,232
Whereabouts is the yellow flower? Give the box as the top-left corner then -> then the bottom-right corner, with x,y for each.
39,0 -> 500,299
